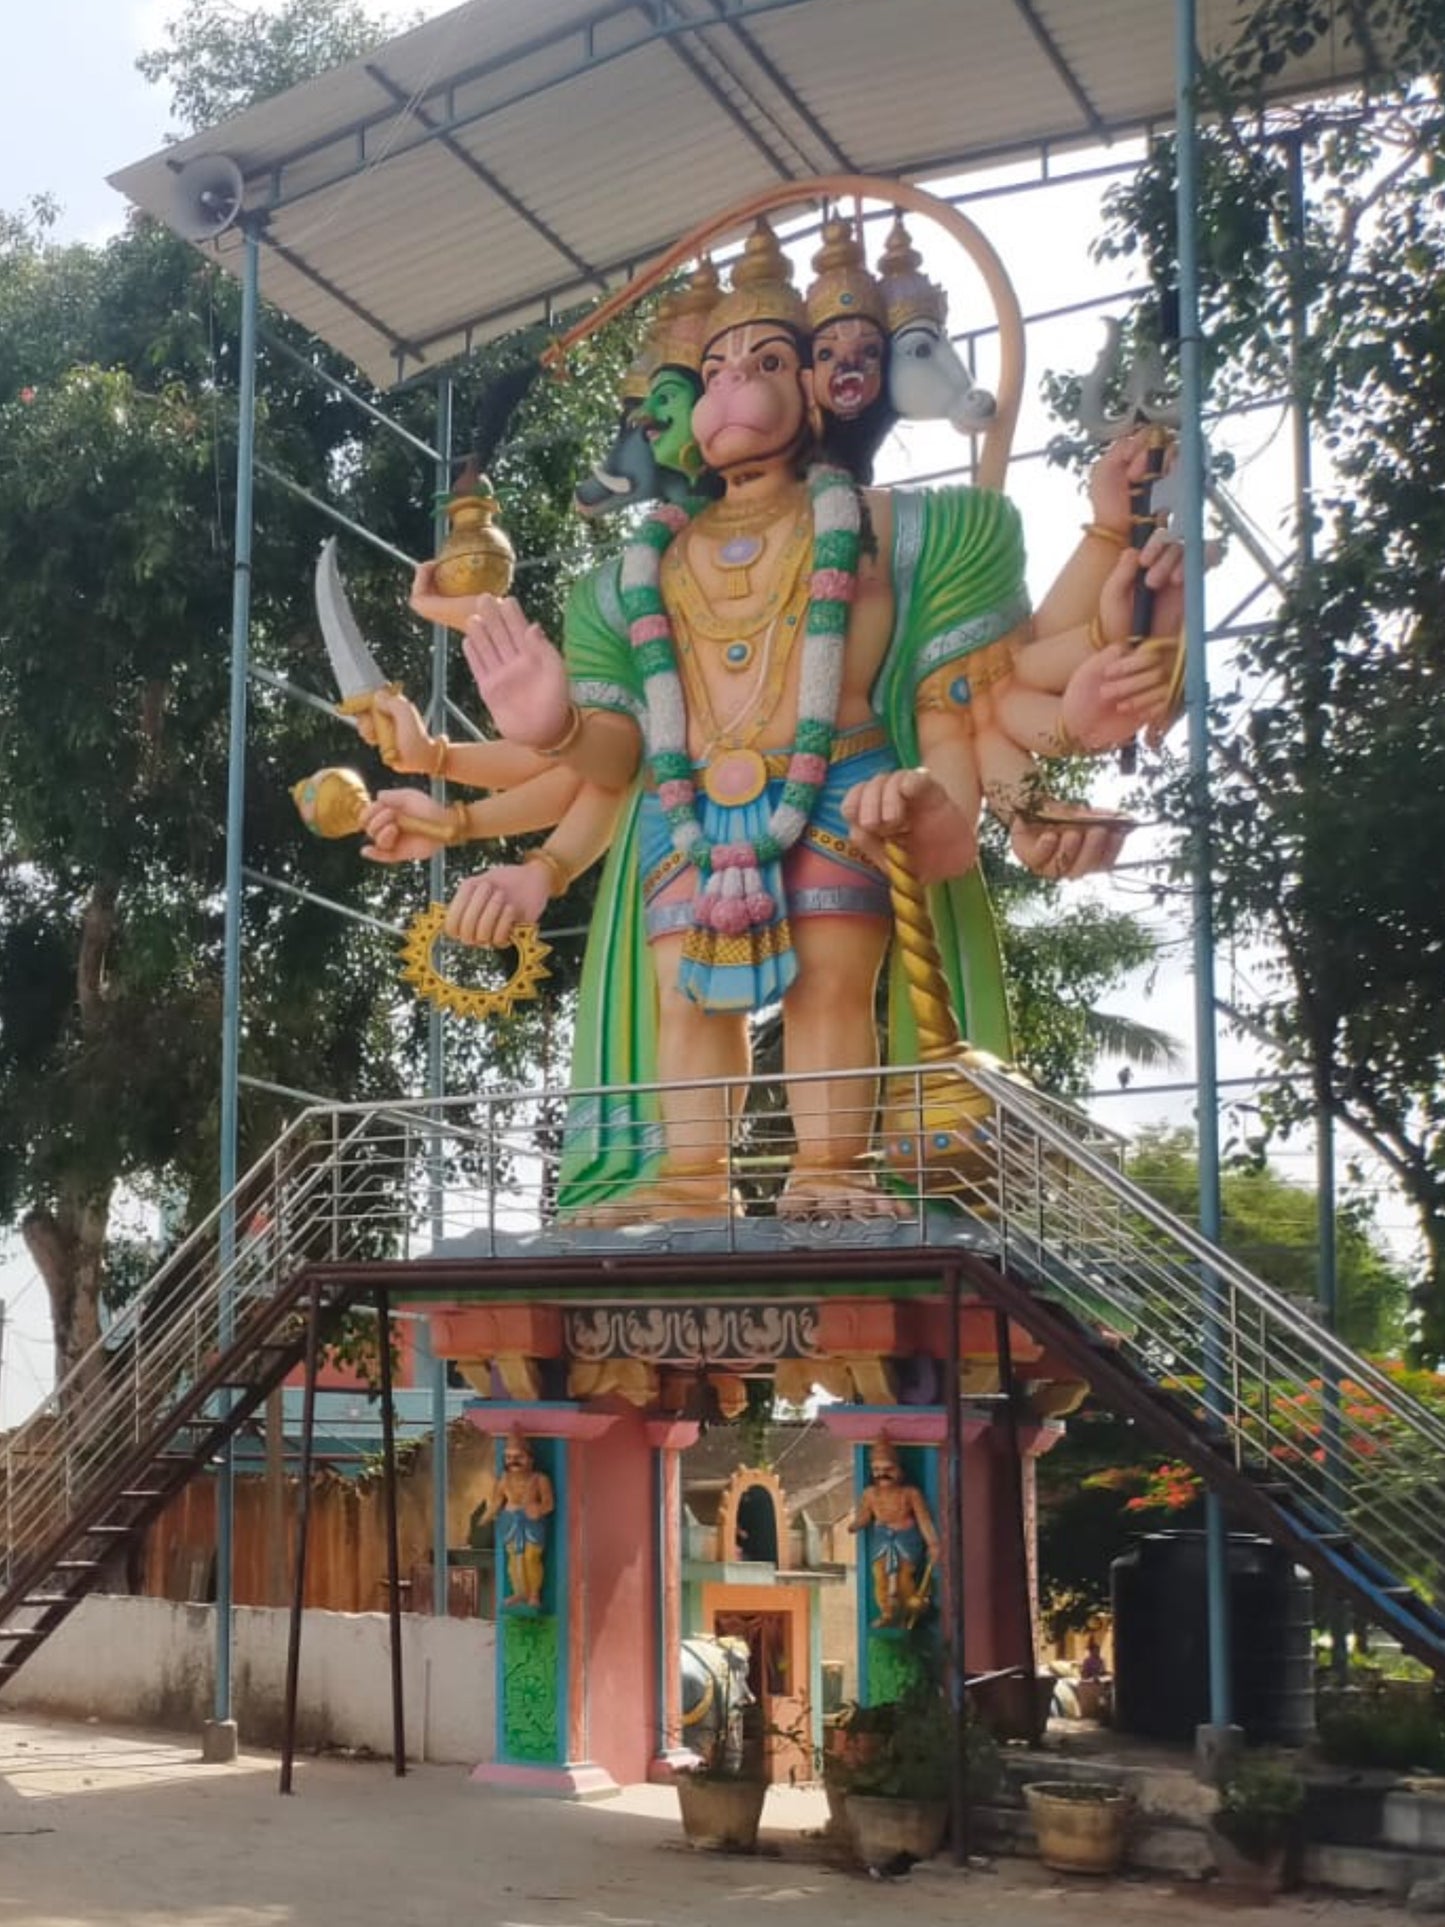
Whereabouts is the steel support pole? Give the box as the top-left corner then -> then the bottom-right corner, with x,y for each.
377,1289 -> 407,1774
427,373 -> 455,1614
1174,0 -> 1233,1732
280,1279 -> 323,1795
946,1264 -> 970,1865
994,1311 -> 1038,1736
216,220 -> 261,1726
1286,131 -> 1347,1682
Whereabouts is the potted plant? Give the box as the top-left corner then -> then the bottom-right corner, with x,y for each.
1023,1778 -> 1134,1874
1209,1756 -> 1305,1895
821,1700 -> 892,1842
671,1691 -> 773,1852
839,1685 -> 1001,1871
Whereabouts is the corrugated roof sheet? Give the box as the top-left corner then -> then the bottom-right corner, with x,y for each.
109,0 -> 1384,389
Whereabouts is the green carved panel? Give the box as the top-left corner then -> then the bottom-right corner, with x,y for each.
501,1614 -> 561,1762
867,1632 -> 927,1706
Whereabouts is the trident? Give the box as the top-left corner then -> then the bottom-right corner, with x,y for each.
873,326 -> 1185,1200
1076,319 -> 1184,764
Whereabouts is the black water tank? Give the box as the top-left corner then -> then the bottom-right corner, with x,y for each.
1111,1531 -> 1315,1744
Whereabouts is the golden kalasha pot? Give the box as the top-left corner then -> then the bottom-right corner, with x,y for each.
432,473 -> 515,598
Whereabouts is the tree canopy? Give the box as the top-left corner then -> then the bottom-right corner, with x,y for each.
1127,1126 -> 1409,1353
0,6 -> 624,1389
1093,0 -> 1445,1354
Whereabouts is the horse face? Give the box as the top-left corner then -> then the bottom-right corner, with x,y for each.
717,1634 -> 756,1708
889,320 -> 996,430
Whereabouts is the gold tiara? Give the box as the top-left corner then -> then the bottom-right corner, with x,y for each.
645,259 -> 720,376
878,215 -> 948,333
702,219 -> 808,349
806,215 -> 886,331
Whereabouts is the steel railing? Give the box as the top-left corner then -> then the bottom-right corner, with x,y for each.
2,1059 -> 1439,1624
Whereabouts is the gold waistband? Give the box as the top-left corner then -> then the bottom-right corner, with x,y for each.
760,722 -> 889,774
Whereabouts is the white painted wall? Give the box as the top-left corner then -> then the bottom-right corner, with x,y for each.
3,1596 -> 494,1765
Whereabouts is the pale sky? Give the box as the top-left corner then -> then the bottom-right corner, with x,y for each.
0,3 -> 1418,1424
6,1 -> 464,245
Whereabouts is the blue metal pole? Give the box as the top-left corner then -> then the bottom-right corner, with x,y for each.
1174,0 -> 1233,1732
216,220 -> 261,1724
427,373 -> 455,1614
1286,130 -> 1346,1681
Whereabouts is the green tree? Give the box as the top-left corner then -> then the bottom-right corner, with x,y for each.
135,0 -> 412,134
1037,1125 -> 1416,1630
0,3 -> 623,1394
1091,1 -> 1445,1353
1126,1126 -> 1409,1352
991,861 -> 1179,1097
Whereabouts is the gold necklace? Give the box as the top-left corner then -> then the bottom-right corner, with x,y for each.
692,483 -> 808,600
664,504 -> 812,663
667,557 -> 813,751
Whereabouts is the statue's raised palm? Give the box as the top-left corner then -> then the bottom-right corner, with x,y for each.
462,595 -> 572,750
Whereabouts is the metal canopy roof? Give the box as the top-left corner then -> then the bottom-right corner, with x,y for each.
110,0 -> 1378,390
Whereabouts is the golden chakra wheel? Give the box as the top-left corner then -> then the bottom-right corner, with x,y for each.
398,903 -> 551,1021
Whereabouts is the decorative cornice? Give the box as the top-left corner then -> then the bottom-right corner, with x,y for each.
565,1303 -> 824,1365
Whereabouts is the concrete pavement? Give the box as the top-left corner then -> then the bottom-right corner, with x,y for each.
0,1714 -> 1382,1926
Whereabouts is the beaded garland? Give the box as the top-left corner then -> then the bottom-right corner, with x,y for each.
619,463 -> 861,940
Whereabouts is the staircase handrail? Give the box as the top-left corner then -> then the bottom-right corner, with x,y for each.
961,1055 -> 1445,1452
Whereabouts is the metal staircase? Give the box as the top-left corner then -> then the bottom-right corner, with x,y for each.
1,1061 -> 1440,1695
957,1056 -> 1445,1670
0,1102 -> 493,1689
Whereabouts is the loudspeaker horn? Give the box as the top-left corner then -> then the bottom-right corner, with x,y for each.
164,154 -> 246,241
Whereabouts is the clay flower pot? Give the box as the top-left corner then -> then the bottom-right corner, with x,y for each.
1024,1780 -> 1132,1874
674,1772 -> 768,1851
845,1793 -> 948,1869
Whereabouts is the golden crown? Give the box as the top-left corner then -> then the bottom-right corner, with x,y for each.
702,219 -> 808,350
878,216 -> 948,333
619,339 -> 658,403
806,215 -> 886,331
645,259 -> 720,376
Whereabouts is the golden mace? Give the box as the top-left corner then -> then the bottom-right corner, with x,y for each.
292,767 -> 551,1022
877,839 -> 999,1195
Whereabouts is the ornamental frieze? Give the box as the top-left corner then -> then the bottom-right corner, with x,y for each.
564,1303 -> 823,1365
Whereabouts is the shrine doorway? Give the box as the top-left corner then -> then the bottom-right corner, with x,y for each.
710,1590 -> 812,1784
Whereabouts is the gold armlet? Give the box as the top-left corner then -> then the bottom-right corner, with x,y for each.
430,734 -> 451,778
1087,616 -> 1111,653
1156,628 -> 1186,724
1081,521 -> 1128,548
538,702 -> 583,758
444,801 -> 471,845
523,846 -> 573,898
1163,629 -> 1187,717
1141,632 -> 1189,749
1045,719 -> 1083,758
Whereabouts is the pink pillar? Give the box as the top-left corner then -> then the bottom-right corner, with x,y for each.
646,1418 -> 700,1781
466,1403 -> 654,1796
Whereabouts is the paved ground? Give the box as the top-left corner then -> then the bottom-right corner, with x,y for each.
0,1715 -> 1386,1927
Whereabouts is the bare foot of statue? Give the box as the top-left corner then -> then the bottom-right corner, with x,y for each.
777,1164 -> 910,1221
562,1163 -> 745,1227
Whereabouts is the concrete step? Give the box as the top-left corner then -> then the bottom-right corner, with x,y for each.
975,1798 -> 1216,1879
1303,1839 -> 1445,1899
